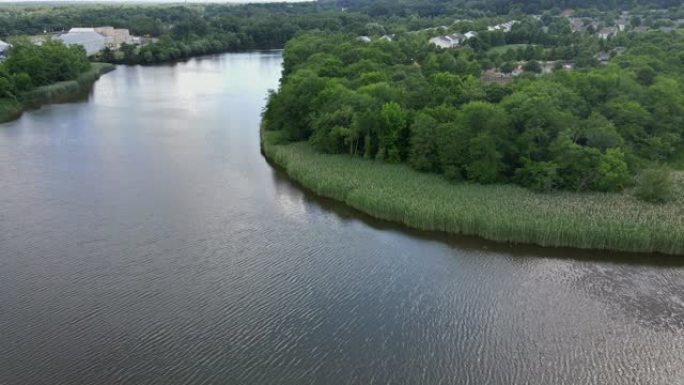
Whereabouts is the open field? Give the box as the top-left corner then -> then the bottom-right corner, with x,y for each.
262,130 -> 684,255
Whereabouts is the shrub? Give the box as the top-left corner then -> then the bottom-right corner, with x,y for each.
634,167 -> 674,203
594,148 -> 631,192
515,160 -> 559,192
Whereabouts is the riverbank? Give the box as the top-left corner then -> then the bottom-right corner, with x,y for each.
0,62 -> 115,123
262,130 -> 684,255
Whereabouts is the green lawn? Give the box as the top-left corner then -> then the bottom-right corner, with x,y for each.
487,44 -> 537,55
262,131 -> 684,255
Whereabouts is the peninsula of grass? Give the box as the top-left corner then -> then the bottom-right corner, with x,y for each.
262,131 -> 684,255
0,62 -> 115,123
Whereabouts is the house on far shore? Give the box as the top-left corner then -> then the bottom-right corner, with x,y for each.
0,40 -> 11,60
596,51 -> 611,64
356,36 -> 371,43
487,21 -> 517,33
57,28 -> 107,55
95,26 -> 137,49
464,31 -> 478,39
429,33 -> 465,49
598,27 -> 619,39
57,26 -> 141,55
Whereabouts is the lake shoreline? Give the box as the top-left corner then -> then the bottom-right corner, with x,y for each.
0,62 -> 115,124
261,129 -> 684,256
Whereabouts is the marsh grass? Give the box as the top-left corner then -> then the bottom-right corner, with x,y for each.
262,131 -> 684,255
1,63 -> 114,123
21,63 -> 115,105
0,98 -> 22,123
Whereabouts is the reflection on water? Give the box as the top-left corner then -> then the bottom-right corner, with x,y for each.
1,51 -> 683,385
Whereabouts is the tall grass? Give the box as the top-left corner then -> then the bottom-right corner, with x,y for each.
262,130 -> 684,255
1,63 -> 114,124
21,63 -> 115,105
0,98 -> 22,123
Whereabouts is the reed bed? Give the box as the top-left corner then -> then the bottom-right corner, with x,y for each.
1,63 -> 115,124
0,98 -> 22,123
21,63 -> 115,105
262,131 -> 684,255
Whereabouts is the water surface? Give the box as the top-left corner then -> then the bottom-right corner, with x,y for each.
1,52 -> 683,385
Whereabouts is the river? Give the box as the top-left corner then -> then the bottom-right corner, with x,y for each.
1,51 -> 683,385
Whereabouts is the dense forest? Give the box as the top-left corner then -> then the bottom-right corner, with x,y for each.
4,1 -> 684,65
263,29 -> 683,199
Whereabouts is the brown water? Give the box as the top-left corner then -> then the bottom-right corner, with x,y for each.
1,51 -> 683,385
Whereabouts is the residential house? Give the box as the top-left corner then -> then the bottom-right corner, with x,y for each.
429,33 -> 465,49
487,21 -> 517,33
598,27 -> 618,39
0,40 -> 10,61
596,51 -> 611,64
481,69 -> 513,85
356,36 -> 371,43
464,31 -> 478,39
568,17 -> 585,33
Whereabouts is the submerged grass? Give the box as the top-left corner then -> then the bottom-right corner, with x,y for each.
262,130 -> 684,255
1,63 -> 115,123
0,98 -> 22,123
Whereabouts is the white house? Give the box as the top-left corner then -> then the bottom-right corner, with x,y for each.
464,31 -> 478,39
0,40 -> 11,59
487,21 -> 517,33
58,28 -> 107,55
598,27 -> 618,39
429,33 -> 465,49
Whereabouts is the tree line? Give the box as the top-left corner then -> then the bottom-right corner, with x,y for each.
263,31 -> 683,199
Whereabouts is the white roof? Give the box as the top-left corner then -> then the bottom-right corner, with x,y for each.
58,31 -> 106,55
0,40 -> 10,48
69,27 -> 96,33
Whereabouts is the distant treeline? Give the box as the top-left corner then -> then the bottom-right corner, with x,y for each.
324,0 -> 684,16
263,31 -> 683,199
3,1 -> 684,65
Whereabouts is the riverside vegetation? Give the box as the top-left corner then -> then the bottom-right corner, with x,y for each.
262,29 -> 684,254
262,131 -> 684,254
2,0 -> 684,253
0,39 -> 113,123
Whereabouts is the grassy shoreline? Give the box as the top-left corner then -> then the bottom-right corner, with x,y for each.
0,62 -> 115,123
262,130 -> 684,255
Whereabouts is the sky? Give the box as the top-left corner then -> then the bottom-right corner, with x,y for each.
0,0 -> 310,3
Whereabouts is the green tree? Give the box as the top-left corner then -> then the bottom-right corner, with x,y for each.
377,101 -> 406,162
408,113 -> 440,172
523,60 -> 542,73
466,132 -> 503,183
594,148 -> 630,191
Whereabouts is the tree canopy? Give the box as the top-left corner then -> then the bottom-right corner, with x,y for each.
265,30 -> 684,193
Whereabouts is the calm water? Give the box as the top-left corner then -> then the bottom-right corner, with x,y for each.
1,52 -> 684,385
